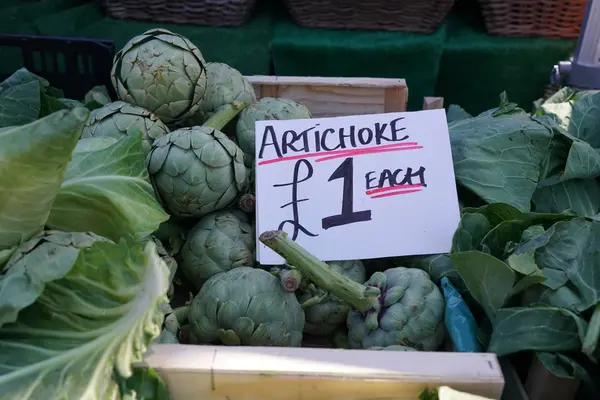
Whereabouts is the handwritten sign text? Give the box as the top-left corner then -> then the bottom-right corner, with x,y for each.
255,109 -> 460,265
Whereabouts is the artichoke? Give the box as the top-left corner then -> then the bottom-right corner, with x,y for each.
191,62 -> 256,124
147,101 -> 248,218
180,209 -> 254,289
189,267 -> 305,346
236,97 -> 312,167
81,101 -> 170,155
298,260 -> 366,336
260,230 -> 446,351
111,28 -> 207,123
84,85 -> 111,109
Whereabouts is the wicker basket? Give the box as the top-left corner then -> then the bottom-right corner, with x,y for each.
101,0 -> 258,27
283,0 -> 456,33
479,0 -> 587,39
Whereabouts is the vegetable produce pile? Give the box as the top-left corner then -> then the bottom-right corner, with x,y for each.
2,25 -> 600,399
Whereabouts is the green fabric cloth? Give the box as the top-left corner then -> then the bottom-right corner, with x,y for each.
270,8 -> 447,111
30,0 -> 274,75
436,3 -> 577,114
0,0 -> 581,113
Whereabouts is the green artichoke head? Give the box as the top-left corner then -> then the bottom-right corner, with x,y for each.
111,28 -> 207,123
147,126 -> 248,218
236,97 -> 312,167
81,101 -> 169,155
298,260 -> 366,336
180,210 -> 254,289
347,268 -> 445,351
192,62 -> 256,123
189,267 -> 305,346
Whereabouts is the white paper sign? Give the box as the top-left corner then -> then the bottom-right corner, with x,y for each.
255,109 -> 460,265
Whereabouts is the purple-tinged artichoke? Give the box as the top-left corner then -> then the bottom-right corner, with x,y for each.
260,230 -> 445,351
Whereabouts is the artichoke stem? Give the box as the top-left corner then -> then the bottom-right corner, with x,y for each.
203,100 -> 247,131
582,303 -> 600,360
259,230 -> 377,313
301,292 -> 328,309
238,193 -> 256,213
281,268 -> 303,292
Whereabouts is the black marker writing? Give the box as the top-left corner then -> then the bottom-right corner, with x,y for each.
274,159 -> 319,240
258,117 -> 409,160
322,158 -> 372,230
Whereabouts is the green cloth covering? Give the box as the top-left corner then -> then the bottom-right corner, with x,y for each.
436,2 -> 577,114
0,0 -> 581,113
270,8 -> 447,111
29,0 -> 274,75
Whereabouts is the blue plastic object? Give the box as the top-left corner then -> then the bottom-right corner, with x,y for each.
441,276 -> 482,353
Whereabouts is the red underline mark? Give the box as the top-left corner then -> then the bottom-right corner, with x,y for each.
314,145 -> 423,163
370,188 -> 423,199
365,184 -> 424,196
257,142 -> 421,166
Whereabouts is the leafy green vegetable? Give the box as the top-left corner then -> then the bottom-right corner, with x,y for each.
488,306 -> 587,356
446,104 -> 471,123
0,107 -> 89,250
0,231 -> 110,328
0,240 -> 169,399
115,367 -> 171,400
46,133 -> 169,242
450,251 -> 515,320
449,104 -> 553,210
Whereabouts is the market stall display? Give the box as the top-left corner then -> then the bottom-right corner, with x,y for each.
0,0 -> 598,398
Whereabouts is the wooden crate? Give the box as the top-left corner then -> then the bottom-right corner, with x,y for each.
144,83 -> 504,400
246,75 -> 409,117
144,345 -> 504,400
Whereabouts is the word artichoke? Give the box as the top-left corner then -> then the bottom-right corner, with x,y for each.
236,97 -> 312,166
147,101 -> 248,218
298,260 -> 366,336
192,62 -> 256,124
111,28 -> 207,123
180,210 -> 254,289
81,101 -> 169,154
260,230 -> 445,351
189,267 -> 305,346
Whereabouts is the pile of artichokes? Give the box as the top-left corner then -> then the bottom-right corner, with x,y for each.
96,28 -> 447,352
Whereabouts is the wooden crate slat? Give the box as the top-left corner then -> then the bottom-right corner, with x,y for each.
246,75 -> 408,118
144,344 -> 505,400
